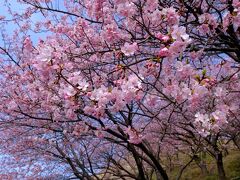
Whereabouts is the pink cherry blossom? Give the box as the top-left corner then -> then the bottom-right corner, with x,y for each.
171,26 -> 190,41
0,1 -> 239,179
121,42 -> 138,56
36,45 -> 54,62
158,47 -> 170,57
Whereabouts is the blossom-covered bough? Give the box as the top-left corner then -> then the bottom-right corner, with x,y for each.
0,0 -> 239,179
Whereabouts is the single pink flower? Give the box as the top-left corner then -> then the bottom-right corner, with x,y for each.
121,42 -> 138,56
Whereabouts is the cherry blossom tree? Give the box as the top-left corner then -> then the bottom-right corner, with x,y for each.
0,0 -> 239,179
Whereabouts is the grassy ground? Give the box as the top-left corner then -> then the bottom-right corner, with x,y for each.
98,149 -> 240,179
166,150 -> 240,180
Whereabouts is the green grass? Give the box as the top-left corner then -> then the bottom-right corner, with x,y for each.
98,149 -> 240,179
224,151 -> 240,179
166,150 -> 240,180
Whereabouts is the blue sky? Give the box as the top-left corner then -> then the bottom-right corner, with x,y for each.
0,0 -> 49,46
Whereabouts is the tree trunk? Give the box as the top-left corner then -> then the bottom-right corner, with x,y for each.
216,152 -> 226,180
199,162 -> 209,176
193,155 -> 209,176
137,144 -> 169,180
